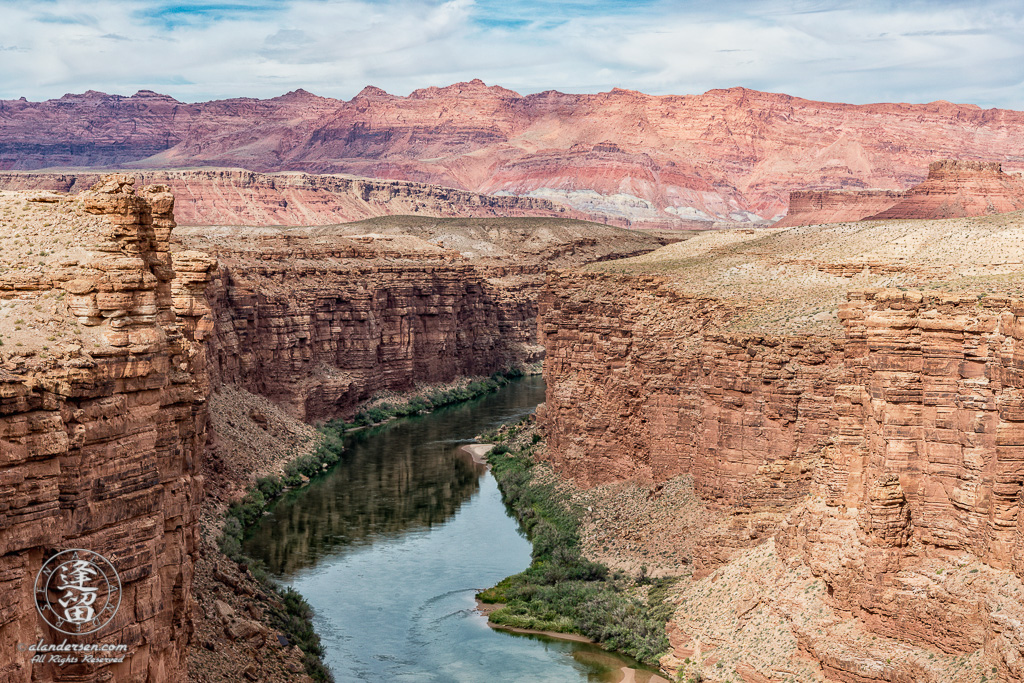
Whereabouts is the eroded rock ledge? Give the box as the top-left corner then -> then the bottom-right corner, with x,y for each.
539,220 -> 1024,682
0,169 -> 592,227
779,159 -> 1024,227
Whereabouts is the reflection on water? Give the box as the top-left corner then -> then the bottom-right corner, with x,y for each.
247,422 -> 487,575
244,376 -> 667,683
503,631 -> 671,683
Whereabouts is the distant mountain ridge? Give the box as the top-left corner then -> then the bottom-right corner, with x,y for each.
3,80 -> 1024,227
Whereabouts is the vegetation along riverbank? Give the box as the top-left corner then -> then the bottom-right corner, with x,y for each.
478,418 -> 676,669
210,370 -> 529,682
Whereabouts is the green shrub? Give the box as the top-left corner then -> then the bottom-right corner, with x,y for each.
481,427 -> 671,665
256,476 -> 284,499
217,516 -> 244,561
264,587 -> 334,682
228,489 -> 267,528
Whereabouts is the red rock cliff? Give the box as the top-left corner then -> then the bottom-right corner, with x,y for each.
539,272 -> 840,508
538,221 -> 1024,681
0,169 -> 588,227
199,256 -> 535,422
867,160 -> 1024,220
775,189 -> 906,227
0,177 -> 212,681
779,160 -> 1024,226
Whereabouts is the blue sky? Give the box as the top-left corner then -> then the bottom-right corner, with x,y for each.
1,0 -> 1022,108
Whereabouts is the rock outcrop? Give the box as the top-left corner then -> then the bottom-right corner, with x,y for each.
867,160 -> 1024,220
779,160 -> 1024,227
0,169 -> 588,227
775,189 -> 906,227
0,177 -> 209,681
538,217 -> 1024,681
4,84 -> 1024,226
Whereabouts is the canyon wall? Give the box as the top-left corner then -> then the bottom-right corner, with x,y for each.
538,223 -> 1024,682
0,169 -> 585,227
0,178 -> 211,681
176,218 -> 665,422
540,275 -> 1024,567
199,257 -> 534,422
772,288 -> 1024,682
4,83 -> 1024,226
538,272 -> 840,509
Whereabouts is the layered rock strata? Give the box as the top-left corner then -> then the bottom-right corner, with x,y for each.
775,189 -> 905,227
0,177 -> 209,681
0,169 -> 588,227
176,218 -> 666,421
779,160 -> 1024,227
199,257 -> 530,421
868,160 -> 1024,220
5,83 -> 1024,226
539,219 -> 1024,682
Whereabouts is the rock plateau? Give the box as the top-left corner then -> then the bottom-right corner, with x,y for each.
0,169 -> 589,227
779,160 -> 1024,227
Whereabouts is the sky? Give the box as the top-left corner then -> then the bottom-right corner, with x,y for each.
0,0 -> 1022,108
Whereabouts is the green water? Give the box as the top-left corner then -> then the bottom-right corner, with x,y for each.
244,375 -> 666,682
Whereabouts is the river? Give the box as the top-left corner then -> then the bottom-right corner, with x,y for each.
243,375 -> 665,682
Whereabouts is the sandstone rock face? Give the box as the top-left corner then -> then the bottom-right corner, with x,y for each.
177,219 -> 665,421
539,272 -> 840,503
201,258 -> 531,422
0,177 -> 210,681
0,169 -> 587,227
4,84 -> 1024,226
779,160 -> 1024,226
539,223 -> 1024,681
775,189 -> 906,227
790,289 -> 1024,682
868,160 -> 1024,220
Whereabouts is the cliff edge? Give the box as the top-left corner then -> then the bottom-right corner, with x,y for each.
0,176 -> 210,681
540,215 -> 1024,681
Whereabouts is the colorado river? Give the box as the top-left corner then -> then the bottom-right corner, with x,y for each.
243,375 -> 665,682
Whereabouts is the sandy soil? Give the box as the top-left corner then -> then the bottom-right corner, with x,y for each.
587,211 -> 1024,336
459,443 -> 495,465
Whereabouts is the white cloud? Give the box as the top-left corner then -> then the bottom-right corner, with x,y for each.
0,0 -> 1020,108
